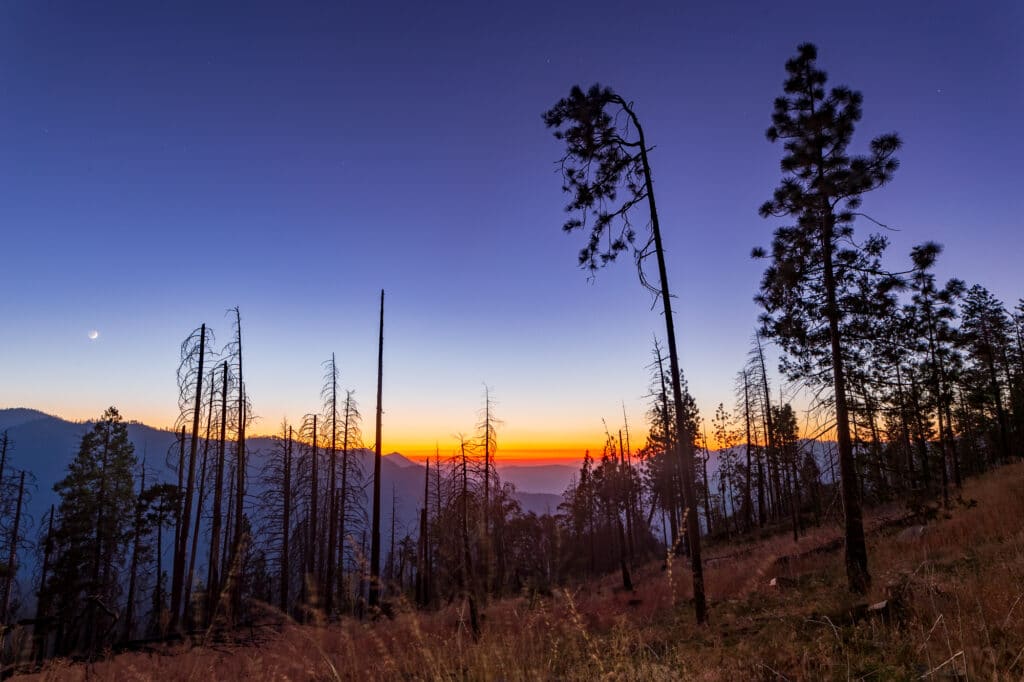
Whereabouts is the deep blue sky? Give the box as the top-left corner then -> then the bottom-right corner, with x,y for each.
2,1 -> 1021,458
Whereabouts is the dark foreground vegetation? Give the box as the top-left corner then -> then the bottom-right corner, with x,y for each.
11,460 -> 1024,680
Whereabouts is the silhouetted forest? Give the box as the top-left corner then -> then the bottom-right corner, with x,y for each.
1,42 -> 1021,676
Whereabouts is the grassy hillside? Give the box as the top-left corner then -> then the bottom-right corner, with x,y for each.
14,461 -> 1024,681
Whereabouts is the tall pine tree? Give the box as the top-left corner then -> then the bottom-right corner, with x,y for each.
755,43 -> 901,593
48,407 -> 137,657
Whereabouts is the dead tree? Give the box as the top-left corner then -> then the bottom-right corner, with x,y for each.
459,437 -> 481,637
122,466 -> 146,641
2,470 -> 25,624
337,389 -> 363,613
369,289 -> 385,610
184,365 -> 217,624
206,361 -> 229,624
416,460 -> 429,606
323,354 -> 342,614
476,385 -> 499,595
33,505 -> 55,665
171,323 -> 206,630
226,307 -> 249,619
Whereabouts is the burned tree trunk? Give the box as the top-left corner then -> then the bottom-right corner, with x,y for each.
172,323 -> 206,631
369,290 -> 385,609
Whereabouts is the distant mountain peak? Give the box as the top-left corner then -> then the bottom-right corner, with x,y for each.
384,452 -> 419,468
0,407 -> 56,431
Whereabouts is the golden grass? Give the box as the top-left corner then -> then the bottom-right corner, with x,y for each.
15,462 -> 1024,680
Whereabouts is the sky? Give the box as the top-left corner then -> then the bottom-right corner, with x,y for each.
1,1 -> 1021,463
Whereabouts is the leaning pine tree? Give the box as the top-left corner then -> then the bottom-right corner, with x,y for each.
543,84 -> 706,623
754,43 -> 901,594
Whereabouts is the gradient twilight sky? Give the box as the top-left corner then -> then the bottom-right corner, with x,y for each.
1,1 -> 1021,462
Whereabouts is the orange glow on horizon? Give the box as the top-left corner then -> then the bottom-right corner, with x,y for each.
20,405 -> 648,467
401,445 -> 589,466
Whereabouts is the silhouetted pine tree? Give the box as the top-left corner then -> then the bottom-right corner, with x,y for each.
959,284 -> 1015,463
754,43 -> 901,594
48,407 -> 137,657
907,243 -> 966,501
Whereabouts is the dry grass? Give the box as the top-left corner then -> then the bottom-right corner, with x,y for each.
15,462 -> 1024,680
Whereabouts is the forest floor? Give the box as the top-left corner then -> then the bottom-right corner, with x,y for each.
13,461 -> 1024,681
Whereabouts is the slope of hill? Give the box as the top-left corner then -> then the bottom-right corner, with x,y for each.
0,407 -> 53,431
18,460 -> 1022,680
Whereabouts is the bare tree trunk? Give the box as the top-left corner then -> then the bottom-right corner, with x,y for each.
718,466 -> 727,537
123,468 -> 146,642
982,332 -> 1011,462
338,395 -> 352,613
788,447 -> 800,543
172,426 -> 184,604
924,323 -> 953,506
743,372 -> 754,532
0,432 -> 7,514
33,505 -> 55,665
153,514 -> 164,637
653,341 -> 682,553
756,437 -> 766,528
185,375 -> 215,626
460,439 -> 480,637
326,357 -> 339,615
893,363 -> 916,489
620,99 -> 705,622
613,450 -> 633,591
369,289 -> 385,609
755,333 -> 779,524
482,387 -> 491,596
223,464 -> 233,582
357,531 -> 366,618
618,431 -> 635,563
622,408 -> 642,554
308,414 -> 318,602
2,471 -> 25,624
944,400 -> 962,488
862,389 -> 888,500
433,448 -> 441,606
416,460 -> 429,606
207,362 -> 228,624
909,371 -> 931,490
172,324 -> 205,631
231,307 -> 247,619
701,429 -> 713,538
280,427 -> 292,614
388,487 -> 397,590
